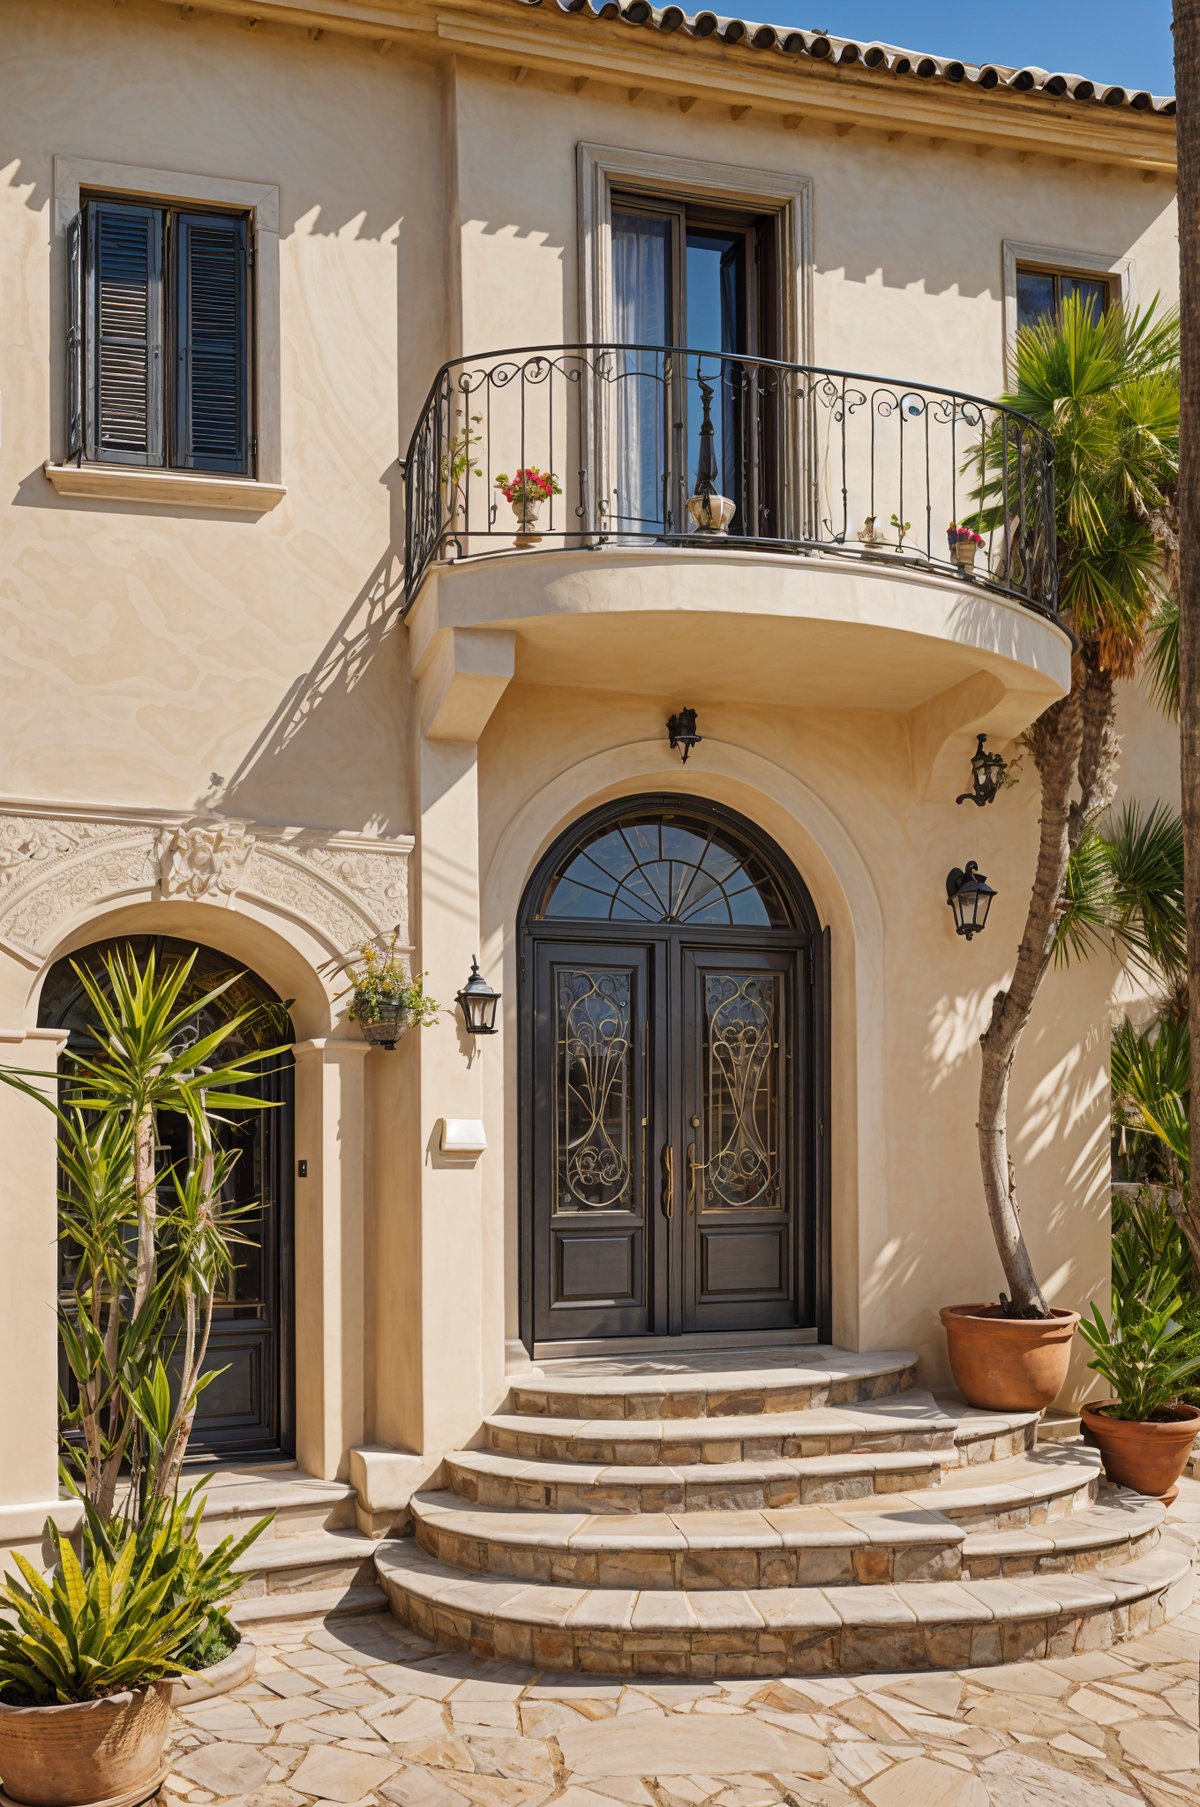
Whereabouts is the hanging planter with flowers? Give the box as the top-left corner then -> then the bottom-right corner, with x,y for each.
340,930 -> 441,1050
948,522 -> 985,570
495,466 -> 562,546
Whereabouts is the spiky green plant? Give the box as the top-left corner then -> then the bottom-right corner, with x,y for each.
0,1485 -> 268,1705
1079,1213 -> 1200,1421
1057,800 -> 1187,979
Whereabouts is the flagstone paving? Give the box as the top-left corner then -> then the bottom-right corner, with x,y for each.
161,1598 -> 1200,1807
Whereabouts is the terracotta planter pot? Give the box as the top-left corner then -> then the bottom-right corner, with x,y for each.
166,1634 -> 255,1707
951,538 -> 980,569
1080,1400 -> 1200,1503
939,1303 -> 1079,1411
0,1683 -> 170,1807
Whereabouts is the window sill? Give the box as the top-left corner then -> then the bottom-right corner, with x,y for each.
44,461 -> 286,513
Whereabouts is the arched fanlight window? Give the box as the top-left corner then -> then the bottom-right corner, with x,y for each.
536,809 -> 797,929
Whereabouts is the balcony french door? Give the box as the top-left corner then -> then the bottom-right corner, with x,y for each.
521,798 -> 824,1347
609,196 -> 780,540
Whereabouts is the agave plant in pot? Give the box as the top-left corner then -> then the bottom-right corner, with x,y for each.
0,945 -> 287,1806
1077,1195 -> 1200,1504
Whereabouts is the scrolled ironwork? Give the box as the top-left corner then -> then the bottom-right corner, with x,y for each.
402,341 -> 1060,620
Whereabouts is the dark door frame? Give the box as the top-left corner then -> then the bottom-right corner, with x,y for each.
517,793 -> 832,1353
40,934 -> 296,1463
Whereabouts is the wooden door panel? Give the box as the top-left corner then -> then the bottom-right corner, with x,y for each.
532,944 -> 653,1342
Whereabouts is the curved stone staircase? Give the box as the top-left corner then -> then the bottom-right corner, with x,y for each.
374,1346 -> 1200,1676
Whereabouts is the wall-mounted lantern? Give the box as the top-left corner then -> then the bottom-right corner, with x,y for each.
667,708 -> 703,764
946,862 -> 996,940
456,957 -> 501,1035
956,733 -> 1007,808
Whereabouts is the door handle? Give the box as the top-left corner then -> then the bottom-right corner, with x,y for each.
687,1141 -> 706,1214
660,1143 -> 675,1221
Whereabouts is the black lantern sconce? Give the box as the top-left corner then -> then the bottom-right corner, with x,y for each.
956,733 -> 1008,808
456,956 -> 501,1036
946,862 -> 997,941
667,708 -> 703,764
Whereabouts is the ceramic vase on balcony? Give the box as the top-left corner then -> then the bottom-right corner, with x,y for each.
686,489 -> 737,534
511,496 -> 544,548
952,540 -> 978,569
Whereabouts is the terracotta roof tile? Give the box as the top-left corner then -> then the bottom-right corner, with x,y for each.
512,0 -> 1175,116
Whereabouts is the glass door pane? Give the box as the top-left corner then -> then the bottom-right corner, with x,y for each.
611,207 -> 674,534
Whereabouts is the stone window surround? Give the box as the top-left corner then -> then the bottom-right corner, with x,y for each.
577,141 -> 814,368
1001,237 -> 1136,372
44,155 -> 285,513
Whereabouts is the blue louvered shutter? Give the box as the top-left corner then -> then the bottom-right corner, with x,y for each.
65,212 -> 84,460
172,212 -> 250,473
86,201 -> 164,465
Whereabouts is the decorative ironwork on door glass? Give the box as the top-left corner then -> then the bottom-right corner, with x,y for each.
555,967 -> 635,1212
700,972 -> 780,1210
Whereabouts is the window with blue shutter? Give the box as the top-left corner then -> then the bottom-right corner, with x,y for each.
173,213 -> 250,473
68,195 -> 253,477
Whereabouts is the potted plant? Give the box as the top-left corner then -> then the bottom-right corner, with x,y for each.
1077,1196 -> 1200,1502
0,947 -> 286,1803
440,411 -> 483,551
494,465 -> 561,546
948,522 -> 984,569
0,1488 -> 266,1807
341,929 -> 440,1049
941,298 -> 1179,1412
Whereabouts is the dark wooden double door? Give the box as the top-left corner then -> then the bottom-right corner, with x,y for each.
529,931 -> 810,1344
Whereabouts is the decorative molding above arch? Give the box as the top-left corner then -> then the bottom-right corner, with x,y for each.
0,801 -> 414,968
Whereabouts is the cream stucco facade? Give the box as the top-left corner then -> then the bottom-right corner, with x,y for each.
0,0 -> 1181,1556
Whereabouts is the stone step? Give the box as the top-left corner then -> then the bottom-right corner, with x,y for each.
922,1445 -> 1101,1526
413,1464 -> 1136,1591
961,1495 -> 1163,1578
228,1528 -> 381,1599
374,1525 -> 1198,1676
508,1346 -> 917,1421
231,1582 -> 386,1631
448,1444 -> 948,1515
484,1388 -> 1036,1468
197,1473 -> 357,1541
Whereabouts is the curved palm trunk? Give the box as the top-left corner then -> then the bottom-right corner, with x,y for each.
977,688 -> 1081,1314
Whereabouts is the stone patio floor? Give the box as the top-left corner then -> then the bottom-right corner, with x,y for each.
163,1599 -> 1200,1807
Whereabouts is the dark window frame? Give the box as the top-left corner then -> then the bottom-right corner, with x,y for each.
1015,261 -> 1115,333
70,192 -> 255,479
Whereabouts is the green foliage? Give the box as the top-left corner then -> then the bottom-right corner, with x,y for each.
0,945 -> 290,1520
1146,593 -> 1180,719
0,1485 -> 268,1705
337,928 -> 440,1029
1111,1017 -> 1191,1187
1079,1240 -> 1200,1422
1057,801 -> 1186,980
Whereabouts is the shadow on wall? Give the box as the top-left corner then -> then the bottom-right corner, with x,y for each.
208,463 -> 408,834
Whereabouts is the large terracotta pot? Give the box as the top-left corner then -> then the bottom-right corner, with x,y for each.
1081,1400 -> 1200,1503
0,1683 -> 170,1807
940,1303 -> 1079,1411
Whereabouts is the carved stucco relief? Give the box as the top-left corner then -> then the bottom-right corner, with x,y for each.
0,808 -> 413,965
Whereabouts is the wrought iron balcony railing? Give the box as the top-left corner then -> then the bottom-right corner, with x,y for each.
402,344 -> 1058,619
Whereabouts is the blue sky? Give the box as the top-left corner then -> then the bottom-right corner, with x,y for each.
752,1 -> 1175,95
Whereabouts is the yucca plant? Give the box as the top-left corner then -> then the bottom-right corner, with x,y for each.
0,945 -> 290,1520
1079,1246 -> 1200,1422
0,1485 -> 268,1705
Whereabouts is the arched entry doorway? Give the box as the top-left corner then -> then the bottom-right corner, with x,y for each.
519,796 -> 829,1348
39,936 -> 295,1460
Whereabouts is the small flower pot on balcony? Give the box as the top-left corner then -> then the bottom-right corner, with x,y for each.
687,491 -> 737,535
511,497 -> 544,548
1080,1400 -> 1200,1504
951,539 -> 980,570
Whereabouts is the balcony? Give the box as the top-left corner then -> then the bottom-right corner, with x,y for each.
401,345 -> 1069,743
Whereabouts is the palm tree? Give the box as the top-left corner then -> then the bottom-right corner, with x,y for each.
977,296 -> 1179,1316
1174,0 -> 1200,1291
